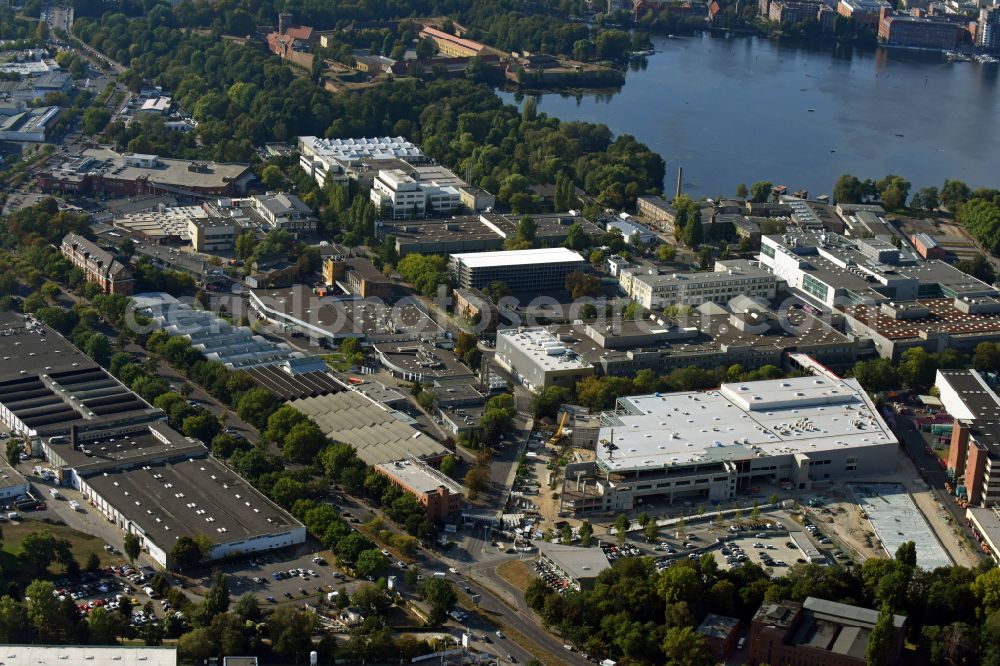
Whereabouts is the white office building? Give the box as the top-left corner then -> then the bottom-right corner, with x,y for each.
297,136 -> 426,187
369,169 -> 461,219
622,260 -> 779,310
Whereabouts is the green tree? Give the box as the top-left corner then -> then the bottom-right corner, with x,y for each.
614,513 -> 630,545
736,183 -> 748,199
123,532 -> 141,567
750,181 -> 773,203
88,606 -> 123,644
5,439 -> 20,468
20,531 -> 57,573
833,174 -> 863,204
657,244 -> 677,261
170,535 -> 204,570
851,358 -> 900,393
866,603 -> 896,666
662,625 -> 714,666
579,520 -> 593,547
439,454 -> 458,478
422,578 -> 457,625
354,549 -> 386,578
941,179 -> 972,210
895,541 -> 917,568
26,580 -> 70,643
204,568 -> 231,616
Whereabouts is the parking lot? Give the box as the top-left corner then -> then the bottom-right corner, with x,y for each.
711,533 -> 803,572
215,548 -> 367,607
54,564 -> 166,629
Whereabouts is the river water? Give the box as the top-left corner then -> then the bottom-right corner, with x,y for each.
497,33 -> 1000,198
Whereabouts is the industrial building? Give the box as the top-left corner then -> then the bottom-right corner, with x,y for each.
606,216 -> 656,245
289,390 -> 449,466
758,230 -> 995,309
936,369 -> 1000,508
495,328 -> 595,392
536,542 -> 611,590
0,646 -> 176,665
560,368 -> 897,514
838,296 -> 1000,360
750,597 -> 907,666
0,454 -> 30,501
502,296 -> 864,383
418,26 -> 503,57
37,148 -> 254,199
621,259 -> 778,310
0,106 -> 60,142
449,247 -> 586,291
61,233 -> 134,295
878,8 -> 965,50
133,292 -> 311,370
249,192 -> 316,233
697,614 -> 742,662
0,313 -> 305,569
373,459 -> 463,521
967,505 -> 1000,563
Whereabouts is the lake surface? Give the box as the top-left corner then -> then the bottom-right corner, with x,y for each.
497,34 -> 1000,199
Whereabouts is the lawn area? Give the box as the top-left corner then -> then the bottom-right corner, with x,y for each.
1,519 -> 121,575
495,559 -> 536,592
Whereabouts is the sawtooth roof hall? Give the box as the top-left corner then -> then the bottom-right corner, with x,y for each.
0,312 -> 304,568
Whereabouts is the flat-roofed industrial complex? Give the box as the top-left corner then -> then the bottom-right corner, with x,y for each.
0,645 -> 177,666
560,367 -> 897,513
37,147 -> 254,198
0,312 -> 305,568
449,247 -> 586,291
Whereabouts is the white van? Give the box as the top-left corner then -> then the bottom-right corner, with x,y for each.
48,488 -> 60,499
432,571 -> 447,578
143,586 -> 157,598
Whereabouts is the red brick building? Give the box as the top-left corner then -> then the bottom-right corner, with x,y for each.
374,459 -> 463,521
879,7 -> 965,50
937,369 -> 1000,508
61,233 -> 134,295
750,597 -> 906,666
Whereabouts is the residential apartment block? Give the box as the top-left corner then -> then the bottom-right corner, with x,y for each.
937,369 -> 1000,508
61,233 -> 134,295
878,8 -> 964,50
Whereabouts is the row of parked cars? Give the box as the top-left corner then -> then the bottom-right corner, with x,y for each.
271,567 -> 318,581
602,544 -> 640,560
534,560 -> 574,594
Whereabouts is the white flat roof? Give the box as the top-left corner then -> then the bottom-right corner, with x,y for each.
0,646 -> 176,665
598,375 -> 896,471
451,247 -> 585,269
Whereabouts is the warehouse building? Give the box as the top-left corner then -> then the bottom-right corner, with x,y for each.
559,369 -> 896,514
0,106 -> 60,142
38,148 -> 254,198
133,292 -> 309,370
0,646 -> 176,665
449,247 -> 586,291
0,313 -> 305,568
289,390 -> 449,466
373,459 -> 463,521
536,542 -> 611,590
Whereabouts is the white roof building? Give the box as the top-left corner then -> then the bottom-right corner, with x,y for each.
0,646 -> 177,665
559,368 -> 898,514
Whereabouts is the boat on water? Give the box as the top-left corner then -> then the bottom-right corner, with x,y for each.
631,49 -> 655,57
977,54 -> 999,64
945,51 -> 973,62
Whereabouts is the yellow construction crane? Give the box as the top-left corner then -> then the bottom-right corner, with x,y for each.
548,411 -> 569,447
